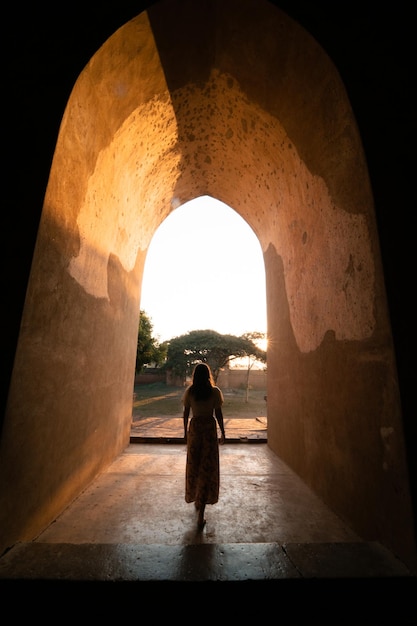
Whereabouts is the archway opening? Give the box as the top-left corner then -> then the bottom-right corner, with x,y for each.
134,195 -> 268,438
141,195 -> 266,342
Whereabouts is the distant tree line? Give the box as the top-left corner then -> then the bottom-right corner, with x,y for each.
135,310 -> 167,373
136,311 -> 266,386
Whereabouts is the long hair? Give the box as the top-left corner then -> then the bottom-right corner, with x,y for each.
189,362 -> 215,401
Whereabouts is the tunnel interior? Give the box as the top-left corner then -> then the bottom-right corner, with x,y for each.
1,0 -> 415,572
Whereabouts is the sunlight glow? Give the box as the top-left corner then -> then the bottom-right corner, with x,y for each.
140,196 -> 267,343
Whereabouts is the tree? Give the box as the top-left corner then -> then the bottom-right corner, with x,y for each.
240,332 -> 267,402
135,310 -> 167,373
165,329 -> 266,383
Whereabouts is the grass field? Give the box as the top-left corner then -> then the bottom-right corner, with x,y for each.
132,382 -> 267,420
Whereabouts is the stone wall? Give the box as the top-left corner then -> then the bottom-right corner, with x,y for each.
137,368 -> 267,390
218,368 -> 267,390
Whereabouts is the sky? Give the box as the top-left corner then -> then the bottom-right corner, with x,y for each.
140,196 -> 267,344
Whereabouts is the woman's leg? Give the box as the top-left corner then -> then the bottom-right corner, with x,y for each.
198,503 -> 206,529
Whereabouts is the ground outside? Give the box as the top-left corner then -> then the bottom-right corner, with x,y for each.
130,415 -> 267,443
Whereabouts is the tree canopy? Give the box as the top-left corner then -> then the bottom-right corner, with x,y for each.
136,310 -> 167,373
164,329 -> 266,382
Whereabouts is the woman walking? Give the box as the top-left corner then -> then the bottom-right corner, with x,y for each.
183,363 -> 226,529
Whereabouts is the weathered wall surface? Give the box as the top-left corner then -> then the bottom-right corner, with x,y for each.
1,0 -> 415,569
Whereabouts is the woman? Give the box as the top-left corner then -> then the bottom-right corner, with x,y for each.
183,362 -> 226,529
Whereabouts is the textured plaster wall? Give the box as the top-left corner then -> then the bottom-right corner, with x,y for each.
0,0 -> 415,567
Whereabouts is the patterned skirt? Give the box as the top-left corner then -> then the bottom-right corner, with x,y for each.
185,416 -> 220,506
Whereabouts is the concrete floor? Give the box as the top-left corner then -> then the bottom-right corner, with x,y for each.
28,443 -> 364,545
0,442 -> 415,623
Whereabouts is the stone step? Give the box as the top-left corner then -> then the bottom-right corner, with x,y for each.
1,541 -> 414,620
131,416 -> 267,443
0,540 -> 411,581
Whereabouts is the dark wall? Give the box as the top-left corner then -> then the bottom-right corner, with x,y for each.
4,2 -> 415,519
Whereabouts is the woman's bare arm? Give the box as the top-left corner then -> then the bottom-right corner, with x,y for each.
215,407 -> 226,443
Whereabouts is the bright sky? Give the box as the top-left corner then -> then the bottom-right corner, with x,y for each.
140,196 -> 267,343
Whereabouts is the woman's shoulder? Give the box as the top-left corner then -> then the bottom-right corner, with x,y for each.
183,385 -> 192,398
212,385 -> 223,397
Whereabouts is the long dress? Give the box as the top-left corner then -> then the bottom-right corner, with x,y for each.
183,386 -> 224,506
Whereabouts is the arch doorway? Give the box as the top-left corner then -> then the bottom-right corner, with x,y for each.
136,195 -> 268,440
1,0 -> 415,571
140,196 -> 266,345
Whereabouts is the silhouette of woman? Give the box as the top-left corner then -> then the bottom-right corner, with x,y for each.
183,362 -> 226,529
